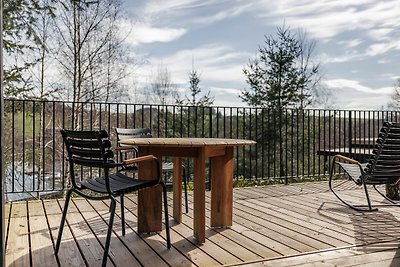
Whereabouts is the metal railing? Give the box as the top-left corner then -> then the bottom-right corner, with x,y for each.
3,99 -> 400,200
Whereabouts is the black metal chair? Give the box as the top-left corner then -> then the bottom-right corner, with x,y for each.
115,127 -> 189,213
329,121 -> 400,211
55,129 -> 171,267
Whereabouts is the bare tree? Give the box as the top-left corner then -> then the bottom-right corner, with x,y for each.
52,0 -> 130,127
389,79 -> 400,110
146,65 -> 179,105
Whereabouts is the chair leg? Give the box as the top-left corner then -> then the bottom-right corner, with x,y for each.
362,180 -> 373,211
55,189 -> 73,254
183,166 -> 188,213
102,197 -> 116,267
161,182 -> 171,249
329,160 -> 377,212
120,194 -> 125,236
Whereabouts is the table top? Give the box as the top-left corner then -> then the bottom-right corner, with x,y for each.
119,137 -> 256,147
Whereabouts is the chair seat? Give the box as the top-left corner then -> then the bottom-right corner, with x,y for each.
337,162 -> 400,185
336,162 -> 367,185
81,172 -> 158,194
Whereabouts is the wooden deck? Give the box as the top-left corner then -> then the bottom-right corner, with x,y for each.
5,181 -> 400,266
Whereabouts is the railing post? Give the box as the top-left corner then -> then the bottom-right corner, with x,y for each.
348,110 -> 352,155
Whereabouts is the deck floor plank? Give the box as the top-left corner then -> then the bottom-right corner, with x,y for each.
241,198 -> 352,247
90,198 -> 170,267
128,194 -> 235,266
27,201 -> 58,267
73,198 -> 142,267
121,196 -> 195,267
168,195 -> 264,264
5,181 -> 400,267
60,199 -> 107,266
42,200 -> 86,267
6,202 -> 30,267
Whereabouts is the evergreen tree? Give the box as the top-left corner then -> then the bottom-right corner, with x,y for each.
241,25 -> 321,179
241,25 -> 320,109
186,69 -> 214,107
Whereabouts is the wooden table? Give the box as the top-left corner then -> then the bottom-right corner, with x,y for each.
119,137 -> 256,243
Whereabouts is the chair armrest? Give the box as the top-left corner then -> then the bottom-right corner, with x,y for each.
123,155 -> 158,165
334,154 -> 359,164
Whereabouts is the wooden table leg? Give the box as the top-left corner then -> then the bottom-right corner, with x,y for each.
193,148 -> 206,243
137,147 -> 162,233
211,146 -> 233,227
173,157 -> 182,223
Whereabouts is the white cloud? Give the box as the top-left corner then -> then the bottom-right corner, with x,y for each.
367,28 -> 394,41
147,44 -> 250,84
322,80 -> 392,110
365,41 -> 400,57
192,4 -> 253,25
326,79 -> 393,94
120,20 -> 186,45
142,0 -> 219,16
337,39 -> 363,49
253,0 -> 400,40
321,52 -> 363,63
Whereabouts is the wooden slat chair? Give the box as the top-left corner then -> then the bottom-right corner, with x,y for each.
329,121 -> 400,211
115,127 -> 189,213
56,129 -> 171,267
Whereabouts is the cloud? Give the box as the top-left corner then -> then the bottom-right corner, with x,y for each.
147,44 -> 250,84
120,20 -> 186,45
321,52 -> 363,63
365,41 -> 400,57
131,44 -> 250,106
322,79 -> 392,110
253,0 -> 400,40
201,86 -> 244,107
142,0 -> 220,16
192,4 -> 253,25
337,39 -> 363,49
326,79 -> 393,94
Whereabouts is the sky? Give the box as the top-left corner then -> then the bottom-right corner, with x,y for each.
120,0 -> 400,110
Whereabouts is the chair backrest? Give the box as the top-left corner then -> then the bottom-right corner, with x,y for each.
115,128 -> 152,141
365,122 -> 400,183
60,129 -> 115,188
115,128 -> 153,161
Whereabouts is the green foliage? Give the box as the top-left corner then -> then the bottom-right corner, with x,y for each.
240,26 -> 321,179
3,0 -> 55,98
185,69 -> 214,107
241,25 -> 320,109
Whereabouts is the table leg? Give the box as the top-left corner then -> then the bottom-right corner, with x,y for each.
193,148 -> 206,243
211,146 -> 233,227
173,157 -> 182,223
137,147 -> 163,233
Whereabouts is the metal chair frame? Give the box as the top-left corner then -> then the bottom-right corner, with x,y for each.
329,122 -> 400,212
55,129 -> 171,267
